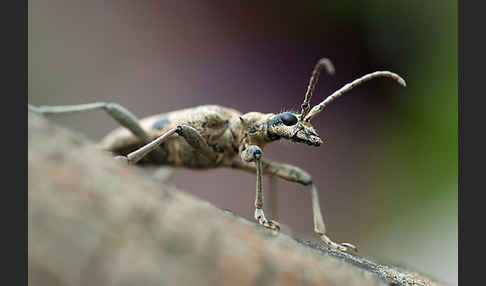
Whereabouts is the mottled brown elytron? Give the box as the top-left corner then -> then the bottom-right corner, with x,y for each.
29,58 -> 406,253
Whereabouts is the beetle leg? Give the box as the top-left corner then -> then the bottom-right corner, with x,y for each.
311,185 -> 358,252
228,159 -> 357,252
229,160 -> 313,185
240,146 -> 280,231
172,125 -> 220,162
123,125 -> 220,165
28,102 -> 167,161
124,127 -> 178,164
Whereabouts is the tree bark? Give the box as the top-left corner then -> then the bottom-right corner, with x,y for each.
28,112 -> 445,286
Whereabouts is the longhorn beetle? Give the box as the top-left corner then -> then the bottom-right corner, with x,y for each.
28,58 -> 406,253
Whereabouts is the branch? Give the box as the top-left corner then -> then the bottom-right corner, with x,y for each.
28,112 -> 445,286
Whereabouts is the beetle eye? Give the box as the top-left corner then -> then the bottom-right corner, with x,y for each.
280,112 -> 298,126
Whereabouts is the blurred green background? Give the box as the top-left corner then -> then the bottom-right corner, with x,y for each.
29,1 -> 457,284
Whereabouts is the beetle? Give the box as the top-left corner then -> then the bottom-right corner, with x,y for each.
28,58 -> 406,252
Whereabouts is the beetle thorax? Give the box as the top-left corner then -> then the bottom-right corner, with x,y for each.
238,112 -> 274,149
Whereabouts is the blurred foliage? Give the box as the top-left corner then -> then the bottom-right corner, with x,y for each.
363,0 -> 457,212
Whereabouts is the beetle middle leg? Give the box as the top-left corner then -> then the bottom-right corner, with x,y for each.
121,125 -> 222,165
229,159 -> 357,252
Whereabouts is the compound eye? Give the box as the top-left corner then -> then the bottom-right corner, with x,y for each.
280,112 -> 298,126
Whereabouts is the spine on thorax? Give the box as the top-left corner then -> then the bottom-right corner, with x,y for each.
237,112 -> 275,160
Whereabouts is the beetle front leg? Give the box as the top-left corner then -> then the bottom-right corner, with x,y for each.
311,185 -> 358,252
241,145 -> 280,231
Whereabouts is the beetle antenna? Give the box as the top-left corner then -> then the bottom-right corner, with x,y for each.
300,58 -> 335,119
304,71 -> 406,122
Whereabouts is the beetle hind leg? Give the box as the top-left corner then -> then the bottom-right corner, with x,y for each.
28,102 -> 168,162
28,103 -> 151,142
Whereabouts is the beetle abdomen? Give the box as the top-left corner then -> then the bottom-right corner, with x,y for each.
100,105 -> 243,167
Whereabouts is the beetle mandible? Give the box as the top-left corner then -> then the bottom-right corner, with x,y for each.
28,58 -> 406,252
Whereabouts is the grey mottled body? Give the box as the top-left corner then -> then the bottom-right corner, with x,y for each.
28,58 -> 406,253
101,105 -> 244,168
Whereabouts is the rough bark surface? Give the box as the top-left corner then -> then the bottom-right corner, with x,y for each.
28,112 -> 445,286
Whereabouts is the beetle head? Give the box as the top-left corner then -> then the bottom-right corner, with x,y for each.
265,112 -> 322,146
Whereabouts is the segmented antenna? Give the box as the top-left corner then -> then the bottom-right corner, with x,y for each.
304,71 -> 406,122
300,58 -> 335,119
